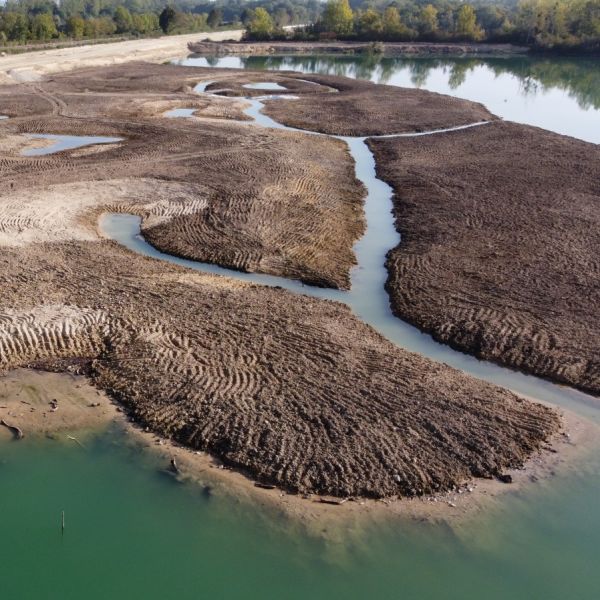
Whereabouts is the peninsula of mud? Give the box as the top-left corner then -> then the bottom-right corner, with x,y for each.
368,123 -> 600,396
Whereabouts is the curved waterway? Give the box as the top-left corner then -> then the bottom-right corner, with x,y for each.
4,61 -> 600,599
103,81 -> 598,421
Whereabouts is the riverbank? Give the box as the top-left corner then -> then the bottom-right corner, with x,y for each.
368,122 -> 600,397
125,395 -> 596,530
0,368 -> 592,531
188,40 -> 529,57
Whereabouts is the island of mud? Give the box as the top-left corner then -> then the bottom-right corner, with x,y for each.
0,61 -> 567,502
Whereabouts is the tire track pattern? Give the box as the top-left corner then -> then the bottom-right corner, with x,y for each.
369,122 -> 600,396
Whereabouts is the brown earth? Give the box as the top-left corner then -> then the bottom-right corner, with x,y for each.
0,63 -> 364,289
256,73 -> 495,136
368,122 -> 600,396
0,61 -> 562,498
0,241 -> 560,498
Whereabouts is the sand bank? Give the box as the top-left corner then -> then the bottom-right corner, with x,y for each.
0,31 -> 242,85
0,368 -> 117,441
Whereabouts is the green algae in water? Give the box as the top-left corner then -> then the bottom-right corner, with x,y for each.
1,426 -> 600,599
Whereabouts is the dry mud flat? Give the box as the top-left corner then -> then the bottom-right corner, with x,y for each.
368,122 -> 600,396
0,62 -> 566,501
0,63 -> 364,289
0,242 -> 560,499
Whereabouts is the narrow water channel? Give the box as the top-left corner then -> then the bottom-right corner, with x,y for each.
103,80 -> 598,422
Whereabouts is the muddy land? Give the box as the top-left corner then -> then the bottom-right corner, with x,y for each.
0,60 -> 589,500
368,124 -> 600,397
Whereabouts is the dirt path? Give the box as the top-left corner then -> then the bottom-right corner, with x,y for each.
0,31 -> 242,85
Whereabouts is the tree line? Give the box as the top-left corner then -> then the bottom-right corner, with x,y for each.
0,0 -> 320,45
244,0 -> 600,53
0,3 -> 209,43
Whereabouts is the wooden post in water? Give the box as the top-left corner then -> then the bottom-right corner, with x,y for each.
61,510 -> 65,535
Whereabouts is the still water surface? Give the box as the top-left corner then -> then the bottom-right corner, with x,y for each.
179,54 -> 600,144
3,55 -> 600,598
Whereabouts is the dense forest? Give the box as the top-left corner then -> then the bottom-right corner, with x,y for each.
0,0 -> 319,44
245,0 -> 600,53
0,0 -> 598,54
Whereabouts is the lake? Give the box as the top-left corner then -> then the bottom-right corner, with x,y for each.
2,54 -> 600,599
179,54 -> 600,144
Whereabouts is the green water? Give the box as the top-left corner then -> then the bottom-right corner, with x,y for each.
2,424 -> 600,599
3,55 -> 600,598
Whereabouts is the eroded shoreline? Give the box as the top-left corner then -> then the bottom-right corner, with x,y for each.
1,368 -> 594,530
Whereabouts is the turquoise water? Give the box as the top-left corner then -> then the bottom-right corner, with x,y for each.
2,425 -> 600,599
3,55 -> 600,598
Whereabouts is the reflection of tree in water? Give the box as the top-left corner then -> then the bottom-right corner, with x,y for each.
241,54 -> 600,110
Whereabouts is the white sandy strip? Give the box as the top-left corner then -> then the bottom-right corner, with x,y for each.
0,31 -> 243,85
0,305 -> 110,367
0,178 -> 208,247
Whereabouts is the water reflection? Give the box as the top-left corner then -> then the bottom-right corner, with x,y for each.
237,55 -> 600,111
179,54 -> 600,143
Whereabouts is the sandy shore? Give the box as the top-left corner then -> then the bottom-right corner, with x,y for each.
95,382 -> 600,532
0,368 -> 118,441
1,368 -> 593,535
0,31 -> 242,85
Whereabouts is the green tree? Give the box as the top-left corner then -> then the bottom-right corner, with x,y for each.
246,7 -> 274,40
113,6 -> 133,33
1,12 -> 30,42
382,6 -> 411,39
30,13 -> 57,40
159,6 -> 176,33
418,4 -> 439,36
455,4 -> 483,41
66,15 -> 85,39
207,8 -> 222,29
357,8 -> 383,38
321,0 -> 354,36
